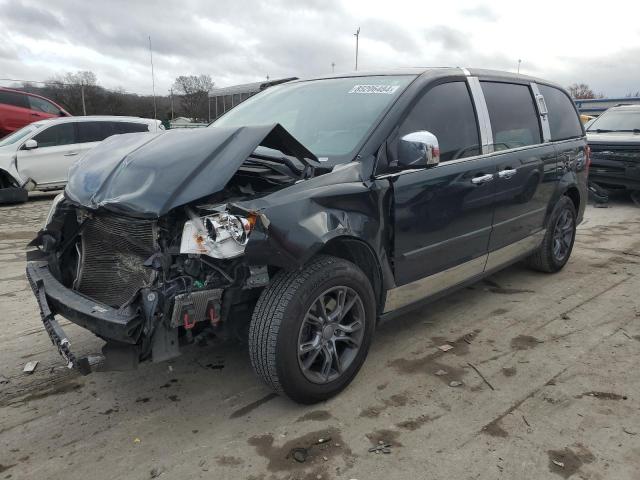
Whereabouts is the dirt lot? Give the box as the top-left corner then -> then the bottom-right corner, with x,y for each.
1,192 -> 639,480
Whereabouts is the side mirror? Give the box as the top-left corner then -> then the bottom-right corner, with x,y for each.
23,139 -> 38,150
397,131 -> 440,168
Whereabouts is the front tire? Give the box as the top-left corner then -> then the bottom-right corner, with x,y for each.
249,255 -> 376,404
526,196 -> 577,273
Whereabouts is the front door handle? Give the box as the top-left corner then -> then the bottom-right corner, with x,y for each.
471,173 -> 494,185
64,152 -> 79,156
498,168 -> 517,179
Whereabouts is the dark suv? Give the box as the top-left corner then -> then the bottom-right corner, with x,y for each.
27,68 -> 588,403
586,104 -> 640,192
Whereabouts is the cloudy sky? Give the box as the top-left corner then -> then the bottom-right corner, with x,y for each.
1,0 -> 639,96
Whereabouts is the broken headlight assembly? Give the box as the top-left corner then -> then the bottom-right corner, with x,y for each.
43,192 -> 65,229
180,212 -> 254,259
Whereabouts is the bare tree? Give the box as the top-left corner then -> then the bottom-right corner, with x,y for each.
172,75 -> 214,121
45,71 -> 98,114
567,83 -> 605,100
625,91 -> 640,98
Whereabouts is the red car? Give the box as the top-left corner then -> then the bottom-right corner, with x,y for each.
0,87 -> 70,137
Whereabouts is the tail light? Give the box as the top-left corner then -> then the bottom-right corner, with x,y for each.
585,145 -> 591,171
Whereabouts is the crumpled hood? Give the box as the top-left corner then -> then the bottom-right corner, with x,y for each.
65,124 -> 317,218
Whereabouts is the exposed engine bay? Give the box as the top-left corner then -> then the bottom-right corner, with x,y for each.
26,123 -> 346,372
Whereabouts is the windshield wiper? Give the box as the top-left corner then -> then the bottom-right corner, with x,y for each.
588,128 -> 640,133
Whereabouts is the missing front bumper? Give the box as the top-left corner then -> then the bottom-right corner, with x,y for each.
27,272 -> 91,374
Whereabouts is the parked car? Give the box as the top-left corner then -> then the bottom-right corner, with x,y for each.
0,116 -> 163,203
0,87 -> 70,137
27,69 -> 587,403
586,104 -> 640,192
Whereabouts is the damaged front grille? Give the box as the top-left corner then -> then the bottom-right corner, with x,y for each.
76,215 -> 156,307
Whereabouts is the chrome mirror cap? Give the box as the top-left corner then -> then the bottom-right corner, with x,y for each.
397,131 -> 440,168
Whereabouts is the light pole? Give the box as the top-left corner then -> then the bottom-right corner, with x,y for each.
517,59 -> 522,74
354,27 -> 360,71
169,88 -> 174,120
331,62 -> 335,73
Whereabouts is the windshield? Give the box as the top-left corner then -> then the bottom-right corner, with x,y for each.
212,75 -> 415,162
587,109 -> 640,132
0,124 -> 42,147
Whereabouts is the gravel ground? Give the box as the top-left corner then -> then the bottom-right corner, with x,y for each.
1,192 -> 639,480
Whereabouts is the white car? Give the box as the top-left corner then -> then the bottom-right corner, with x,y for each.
0,116 -> 163,203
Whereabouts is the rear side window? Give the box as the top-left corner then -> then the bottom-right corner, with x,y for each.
481,82 -> 541,150
115,122 -> 150,134
29,96 -> 61,115
0,91 -> 29,109
33,123 -> 76,147
400,81 -> 481,161
538,85 -> 583,140
76,122 -> 109,143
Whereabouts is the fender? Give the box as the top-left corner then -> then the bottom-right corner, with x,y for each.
0,154 -> 24,188
232,162 -> 395,290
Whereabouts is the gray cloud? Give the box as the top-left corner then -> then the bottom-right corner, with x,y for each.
460,5 -> 498,21
425,26 -> 471,51
0,0 -> 636,97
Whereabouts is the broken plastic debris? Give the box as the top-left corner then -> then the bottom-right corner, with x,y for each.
438,344 -> 454,352
23,361 -> 38,374
552,460 -> 565,468
368,443 -> 392,454
449,381 -> 463,387
435,369 -> 448,376
133,437 -> 141,444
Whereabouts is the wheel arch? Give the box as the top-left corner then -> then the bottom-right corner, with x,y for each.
316,236 -> 384,315
0,168 -> 20,188
563,185 -> 580,213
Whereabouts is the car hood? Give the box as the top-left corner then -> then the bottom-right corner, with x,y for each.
586,131 -> 640,146
65,124 -> 317,218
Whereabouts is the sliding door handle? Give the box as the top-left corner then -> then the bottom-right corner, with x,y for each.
498,168 -> 517,179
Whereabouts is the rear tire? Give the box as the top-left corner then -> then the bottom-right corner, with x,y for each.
0,187 -> 28,204
526,196 -> 576,273
249,255 -> 376,404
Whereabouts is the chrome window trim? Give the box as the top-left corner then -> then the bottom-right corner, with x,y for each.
530,82 -> 551,142
374,141 -> 552,180
466,76 -> 493,154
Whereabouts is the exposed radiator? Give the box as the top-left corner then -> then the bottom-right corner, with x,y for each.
76,215 -> 156,307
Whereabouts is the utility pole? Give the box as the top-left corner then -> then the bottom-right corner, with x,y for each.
169,88 -> 174,120
331,62 -> 335,73
80,84 -> 86,115
354,27 -> 360,71
517,59 -> 522,74
148,35 -> 158,129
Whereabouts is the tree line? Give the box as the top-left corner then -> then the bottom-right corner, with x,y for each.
13,71 -> 216,122
9,72 -> 640,121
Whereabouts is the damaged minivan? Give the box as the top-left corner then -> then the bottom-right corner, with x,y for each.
27,69 -> 588,403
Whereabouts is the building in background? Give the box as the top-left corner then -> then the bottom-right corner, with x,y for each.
208,77 -> 297,121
